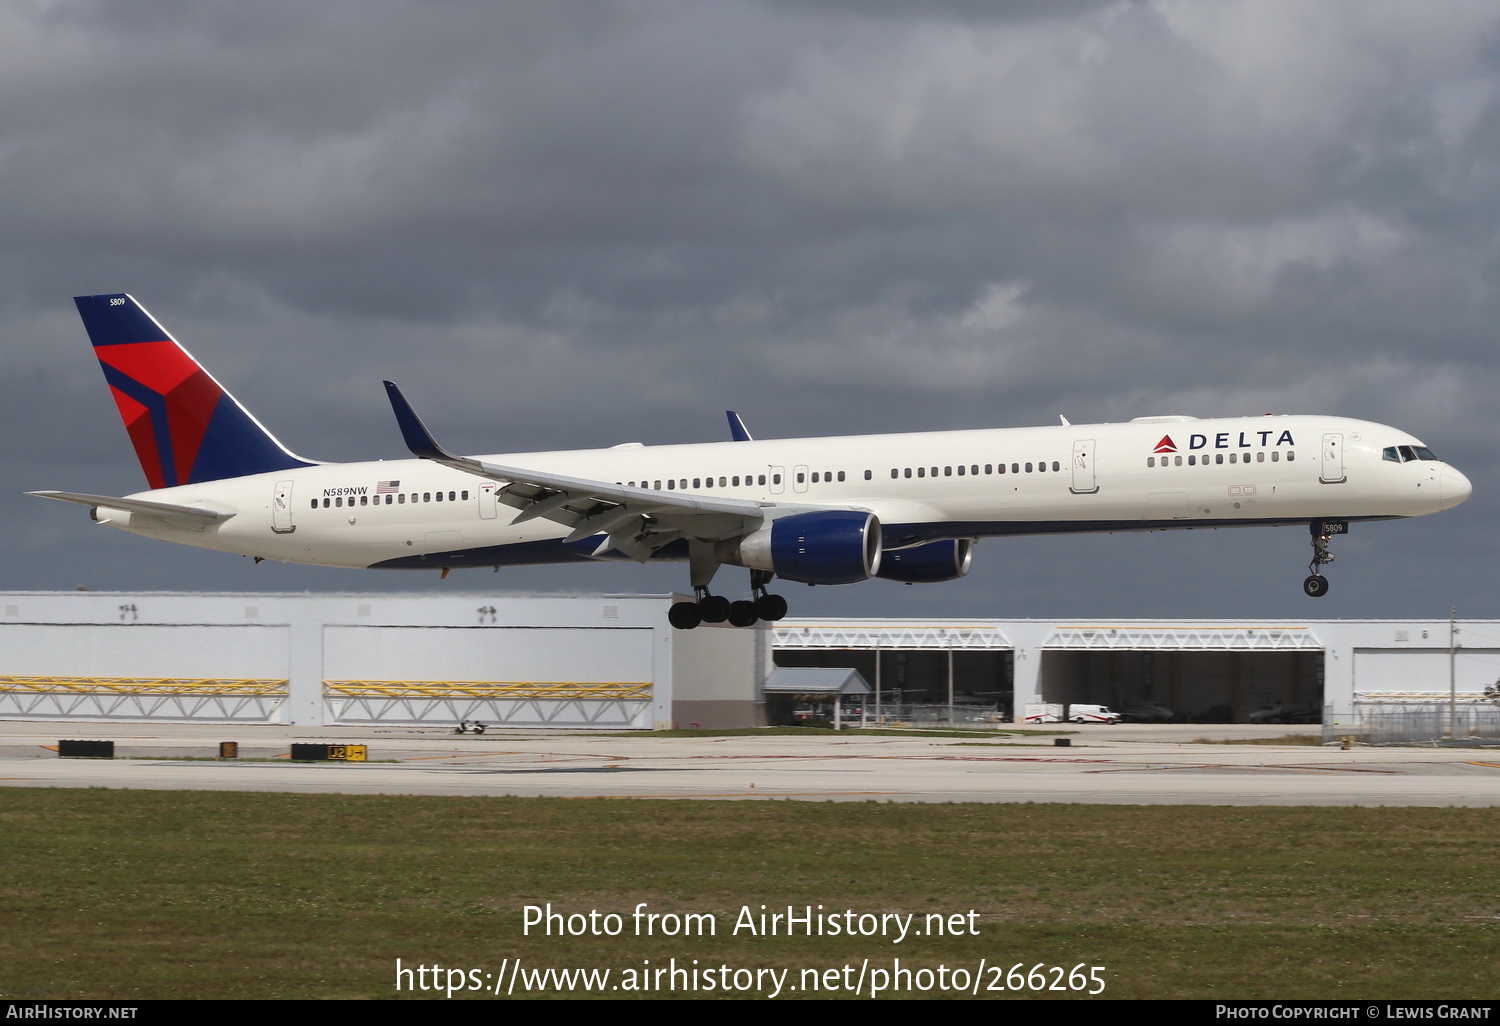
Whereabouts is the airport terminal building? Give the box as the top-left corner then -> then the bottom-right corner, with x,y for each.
1,591 -> 1496,738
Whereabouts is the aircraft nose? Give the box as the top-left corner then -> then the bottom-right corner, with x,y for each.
1440,465 -> 1473,510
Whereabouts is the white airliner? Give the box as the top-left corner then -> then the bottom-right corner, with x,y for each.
30,294 -> 1472,629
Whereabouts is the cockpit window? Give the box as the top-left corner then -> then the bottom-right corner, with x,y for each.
1386,444 -> 1440,463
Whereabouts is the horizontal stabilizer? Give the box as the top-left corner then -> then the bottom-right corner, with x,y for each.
26,490 -> 235,524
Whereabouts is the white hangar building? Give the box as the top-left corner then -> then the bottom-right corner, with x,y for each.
0,592 -> 1496,734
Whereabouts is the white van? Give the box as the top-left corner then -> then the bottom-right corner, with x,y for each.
1024,703 -> 1120,724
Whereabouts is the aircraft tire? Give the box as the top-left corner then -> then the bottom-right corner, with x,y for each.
699,595 -> 731,623
756,594 -> 789,621
1302,575 -> 1330,598
668,601 -> 702,630
728,600 -> 759,628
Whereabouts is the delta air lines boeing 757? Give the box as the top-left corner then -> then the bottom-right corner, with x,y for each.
29,294 -> 1472,629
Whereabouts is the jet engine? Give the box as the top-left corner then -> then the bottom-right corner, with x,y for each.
719,509 -> 882,584
876,538 -> 973,583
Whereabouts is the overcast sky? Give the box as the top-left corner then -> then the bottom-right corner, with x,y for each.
4,0 -> 1499,620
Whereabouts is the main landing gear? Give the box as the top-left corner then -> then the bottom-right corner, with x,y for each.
1302,520 -> 1345,598
668,569 -> 788,630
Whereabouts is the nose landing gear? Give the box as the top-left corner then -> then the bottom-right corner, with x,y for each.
1302,520 -> 1345,598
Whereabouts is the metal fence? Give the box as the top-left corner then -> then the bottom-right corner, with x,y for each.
1323,704 -> 1500,745
845,702 -> 1008,729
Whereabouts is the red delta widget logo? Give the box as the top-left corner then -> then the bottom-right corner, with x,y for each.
1151,430 -> 1296,456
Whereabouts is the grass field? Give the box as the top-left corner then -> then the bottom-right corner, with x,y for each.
1,790 -> 1496,1000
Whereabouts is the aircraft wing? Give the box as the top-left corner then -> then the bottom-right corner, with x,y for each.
383,382 -> 789,560
27,490 -> 236,525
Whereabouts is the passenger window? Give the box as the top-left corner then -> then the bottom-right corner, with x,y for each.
863,470 -> 871,481
772,474 -> 780,485
1256,452 -> 1264,463
838,471 -> 846,482
998,464 -> 1006,475
917,467 -> 925,478
796,472 -> 805,484
1270,453 -> 1278,463
1052,461 -> 1060,472
1025,462 -> 1033,473
1214,455 -> 1223,465
462,490 -> 469,500
1011,463 -> 1019,474
1229,453 -> 1237,464
309,500 -> 317,509
654,480 -> 662,489
930,467 -> 937,477
398,494 -> 406,504
360,495 -> 368,505
1188,455 -> 1195,465
436,491 -> 444,501
1148,457 -> 1155,467
904,468 -> 912,478
719,477 -> 726,487
957,465 -> 965,476
944,466 -> 952,477
972,465 -> 979,475
336,496 -> 343,507
1287,451 -> 1296,462
1175,455 -> 1182,466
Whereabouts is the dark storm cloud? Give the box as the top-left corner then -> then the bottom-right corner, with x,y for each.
3,0 -> 1499,617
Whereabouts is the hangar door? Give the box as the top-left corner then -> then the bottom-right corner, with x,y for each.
1038,627 -> 1324,723
1041,651 -> 1322,723
0,622 -> 290,722
322,625 -> 655,728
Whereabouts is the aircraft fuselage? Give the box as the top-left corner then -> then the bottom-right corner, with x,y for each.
91,413 -> 1468,571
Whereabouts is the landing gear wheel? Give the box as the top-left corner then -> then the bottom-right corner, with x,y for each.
1303,575 -> 1329,598
698,594 -> 730,623
755,593 -> 788,621
728,600 -> 759,627
668,601 -> 702,629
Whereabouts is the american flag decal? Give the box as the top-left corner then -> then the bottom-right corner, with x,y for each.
377,480 -> 401,493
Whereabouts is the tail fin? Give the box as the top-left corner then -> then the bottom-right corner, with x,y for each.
74,294 -> 315,488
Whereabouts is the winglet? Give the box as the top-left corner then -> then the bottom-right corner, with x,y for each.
727,411 -> 754,442
383,381 -> 458,462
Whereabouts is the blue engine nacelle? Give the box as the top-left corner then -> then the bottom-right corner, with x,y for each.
876,539 -> 973,583
722,510 -> 882,584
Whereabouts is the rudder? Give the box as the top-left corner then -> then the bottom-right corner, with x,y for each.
75,294 -> 315,488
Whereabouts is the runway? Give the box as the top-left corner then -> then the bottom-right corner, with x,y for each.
3,722 -> 1499,805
